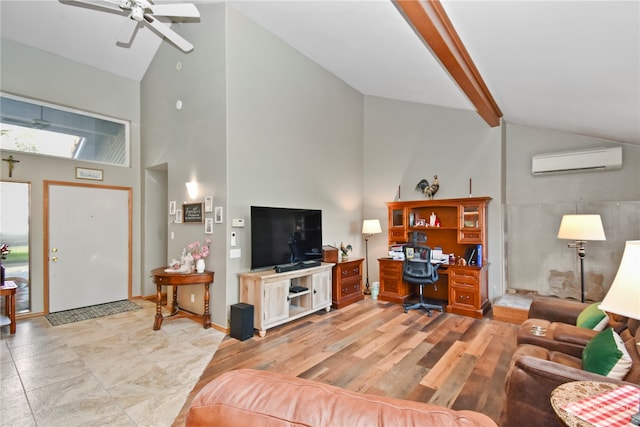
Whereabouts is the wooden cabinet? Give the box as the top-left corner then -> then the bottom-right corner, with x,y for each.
382,197 -> 491,318
239,264 -> 333,337
332,258 -> 364,309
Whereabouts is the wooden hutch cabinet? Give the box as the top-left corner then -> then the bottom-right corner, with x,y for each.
379,197 -> 491,318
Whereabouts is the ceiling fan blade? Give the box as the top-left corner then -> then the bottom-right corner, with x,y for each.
62,0 -> 124,14
116,16 -> 139,44
144,15 -> 194,52
148,4 -> 200,19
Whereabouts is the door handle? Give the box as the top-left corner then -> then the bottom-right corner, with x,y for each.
52,248 -> 58,253
51,257 -> 58,262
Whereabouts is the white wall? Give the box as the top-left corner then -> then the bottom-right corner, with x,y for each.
226,6 -> 365,307
362,96 -> 504,300
141,3 -> 228,326
0,39 -> 142,314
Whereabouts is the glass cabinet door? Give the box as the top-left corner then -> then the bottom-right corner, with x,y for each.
459,204 -> 482,243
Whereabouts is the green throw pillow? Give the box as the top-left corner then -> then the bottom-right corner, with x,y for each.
582,328 -> 632,380
576,303 -> 608,331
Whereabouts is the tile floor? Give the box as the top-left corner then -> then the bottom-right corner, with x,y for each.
0,299 -> 225,426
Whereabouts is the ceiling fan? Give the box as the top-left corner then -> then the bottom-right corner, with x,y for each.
66,0 -> 200,52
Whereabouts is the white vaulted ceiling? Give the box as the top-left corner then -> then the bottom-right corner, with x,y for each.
1,0 -> 638,145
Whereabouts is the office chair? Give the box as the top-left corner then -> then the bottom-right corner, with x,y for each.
402,232 -> 443,316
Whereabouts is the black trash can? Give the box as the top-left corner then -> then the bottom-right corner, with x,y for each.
230,303 -> 254,341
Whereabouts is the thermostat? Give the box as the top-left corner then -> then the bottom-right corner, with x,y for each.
232,218 -> 245,228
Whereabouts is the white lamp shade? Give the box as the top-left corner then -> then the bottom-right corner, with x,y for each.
598,240 -> 640,320
362,219 -> 382,235
557,214 -> 606,241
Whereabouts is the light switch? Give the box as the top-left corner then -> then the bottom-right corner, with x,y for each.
230,248 -> 241,259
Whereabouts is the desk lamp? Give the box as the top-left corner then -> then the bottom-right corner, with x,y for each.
362,219 -> 382,295
557,214 -> 606,302
598,240 -> 640,425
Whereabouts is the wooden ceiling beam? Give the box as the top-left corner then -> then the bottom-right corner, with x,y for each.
394,0 -> 502,127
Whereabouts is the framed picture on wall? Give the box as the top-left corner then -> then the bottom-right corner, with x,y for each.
175,209 -> 183,224
169,201 -> 176,215
204,196 -> 213,212
205,217 -> 213,234
183,202 -> 204,223
214,206 -> 223,223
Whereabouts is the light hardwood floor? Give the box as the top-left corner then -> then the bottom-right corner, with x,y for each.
174,297 -> 519,426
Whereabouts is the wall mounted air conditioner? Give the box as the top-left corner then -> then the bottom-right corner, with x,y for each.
531,146 -> 622,175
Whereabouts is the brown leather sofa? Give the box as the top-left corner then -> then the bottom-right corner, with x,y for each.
502,298 -> 640,427
186,369 -> 498,427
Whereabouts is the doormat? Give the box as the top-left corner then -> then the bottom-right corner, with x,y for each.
46,300 -> 142,326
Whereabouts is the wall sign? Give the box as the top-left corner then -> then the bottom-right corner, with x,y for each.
183,202 -> 204,223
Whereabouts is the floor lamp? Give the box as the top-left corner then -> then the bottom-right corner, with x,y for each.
598,240 -> 640,425
362,219 -> 382,295
557,214 -> 606,303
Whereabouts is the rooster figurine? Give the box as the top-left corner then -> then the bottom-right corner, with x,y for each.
415,175 -> 439,199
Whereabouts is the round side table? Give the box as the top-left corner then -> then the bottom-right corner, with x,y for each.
550,381 -> 620,427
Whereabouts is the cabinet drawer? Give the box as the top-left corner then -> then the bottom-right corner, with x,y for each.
389,229 -> 406,240
459,230 -> 481,243
451,286 -> 477,308
340,265 -> 361,279
380,261 -> 402,275
450,268 -> 479,283
341,277 -> 362,296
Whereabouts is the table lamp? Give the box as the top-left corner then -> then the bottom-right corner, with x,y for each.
362,219 -> 382,295
598,240 -> 640,425
557,214 -> 606,302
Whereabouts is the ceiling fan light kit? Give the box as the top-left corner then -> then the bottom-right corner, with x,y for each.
69,0 -> 200,52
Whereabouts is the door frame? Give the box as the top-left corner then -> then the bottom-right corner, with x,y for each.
43,180 -> 132,314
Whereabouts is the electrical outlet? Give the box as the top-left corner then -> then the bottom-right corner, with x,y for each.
190,293 -> 195,303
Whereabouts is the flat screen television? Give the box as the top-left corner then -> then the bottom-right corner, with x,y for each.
250,206 -> 323,270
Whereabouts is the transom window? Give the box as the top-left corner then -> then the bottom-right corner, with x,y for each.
0,94 -> 130,167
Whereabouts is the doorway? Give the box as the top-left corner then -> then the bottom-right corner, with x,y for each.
44,181 -> 131,313
0,181 -> 31,313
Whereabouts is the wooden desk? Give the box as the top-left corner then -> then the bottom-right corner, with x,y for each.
378,258 -> 489,318
0,280 -> 17,334
150,267 -> 214,331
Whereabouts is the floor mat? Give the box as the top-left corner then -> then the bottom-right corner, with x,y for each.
45,299 -> 142,326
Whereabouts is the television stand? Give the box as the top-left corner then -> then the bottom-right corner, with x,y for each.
239,263 -> 333,337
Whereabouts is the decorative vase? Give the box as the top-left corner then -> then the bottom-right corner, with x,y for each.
196,258 -> 205,273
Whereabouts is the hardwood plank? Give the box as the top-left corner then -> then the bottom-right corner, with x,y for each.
173,299 -> 519,427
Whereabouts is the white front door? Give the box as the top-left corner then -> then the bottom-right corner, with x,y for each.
46,182 -> 131,312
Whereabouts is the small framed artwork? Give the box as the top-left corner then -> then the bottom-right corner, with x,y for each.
204,217 -> 213,234
214,206 -> 223,223
183,202 -> 204,223
415,218 -> 426,227
175,209 -> 183,224
406,247 -> 414,259
75,167 -> 103,181
204,196 -> 213,213
169,201 -> 176,215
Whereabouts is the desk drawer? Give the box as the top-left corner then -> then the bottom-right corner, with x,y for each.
450,268 -> 479,284
451,286 -> 477,308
